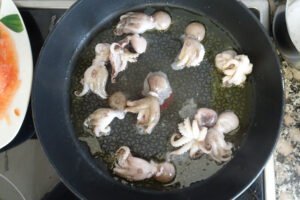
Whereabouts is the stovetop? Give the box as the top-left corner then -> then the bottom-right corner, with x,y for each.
8,6 -> 267,200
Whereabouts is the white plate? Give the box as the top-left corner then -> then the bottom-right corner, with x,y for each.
0,0 -> 33,149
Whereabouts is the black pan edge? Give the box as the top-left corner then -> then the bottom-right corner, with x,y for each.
32,0 -> 284,199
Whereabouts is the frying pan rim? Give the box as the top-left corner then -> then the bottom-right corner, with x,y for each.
32,0 -> 284,199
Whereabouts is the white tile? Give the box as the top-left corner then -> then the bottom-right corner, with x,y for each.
0,140 -> 60,200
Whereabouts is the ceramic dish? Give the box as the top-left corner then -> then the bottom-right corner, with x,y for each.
0,0 -> 32,149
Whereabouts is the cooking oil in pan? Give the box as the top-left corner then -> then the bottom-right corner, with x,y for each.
70,7 -> 253,190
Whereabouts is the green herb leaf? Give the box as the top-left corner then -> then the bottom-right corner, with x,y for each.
0,14 -> 24,33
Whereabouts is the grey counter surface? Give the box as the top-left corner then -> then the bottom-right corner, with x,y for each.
274,61 -> 300,200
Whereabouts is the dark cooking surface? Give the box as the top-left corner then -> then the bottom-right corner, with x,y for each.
2,3 -> 264,155
33,1 -> 281,199
3,6 -> 266,199
70,7 -> 252,189
13,7 -> 265,199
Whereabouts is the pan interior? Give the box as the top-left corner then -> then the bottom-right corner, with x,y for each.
70,7 -> 253,190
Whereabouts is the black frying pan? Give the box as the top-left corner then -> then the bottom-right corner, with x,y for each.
32,0 -> 284,199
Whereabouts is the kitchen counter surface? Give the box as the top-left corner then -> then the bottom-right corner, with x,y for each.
274,61 -> 300,200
